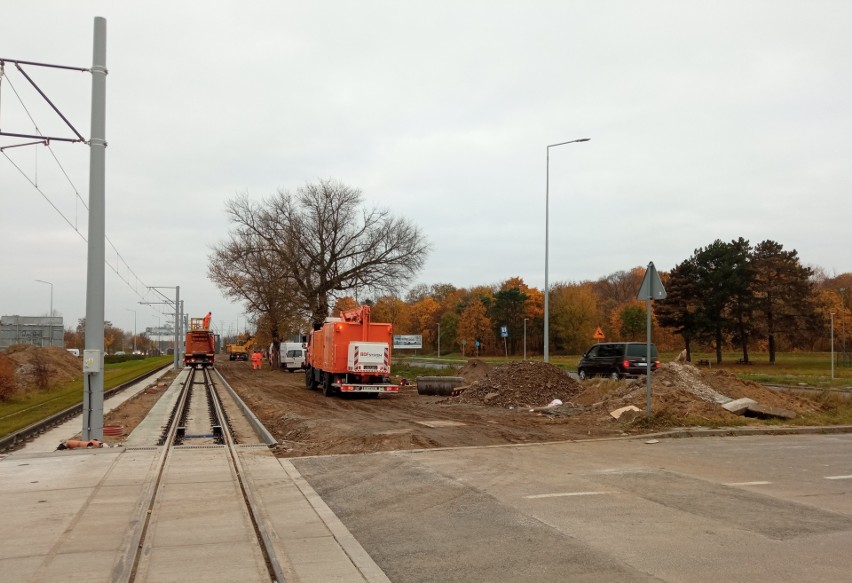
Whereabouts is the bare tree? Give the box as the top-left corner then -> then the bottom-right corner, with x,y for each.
210,179 -> 429,331
209,209 -> 301,361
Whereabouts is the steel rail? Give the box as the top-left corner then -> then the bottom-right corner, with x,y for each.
205,368 -> 286,581
120,367 -> 283,582
120,367 -> 196,582
211,366 -> 277,446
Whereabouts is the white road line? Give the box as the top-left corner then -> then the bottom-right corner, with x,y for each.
824,475 -> 852,480
525,491 -> 611,499
724,481 -> 771,486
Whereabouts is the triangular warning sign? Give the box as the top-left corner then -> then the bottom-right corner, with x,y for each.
637,261 -> 667,300
593,327 -> 605,339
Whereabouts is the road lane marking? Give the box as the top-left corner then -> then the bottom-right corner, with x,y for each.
525,491 -> 611,499
825,475 -> 852,480
724,481 -> 771,486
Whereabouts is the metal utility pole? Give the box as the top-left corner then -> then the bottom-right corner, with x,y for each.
126,308 -> 136,353
840,289 -> 847,366
523,318 -> 528,361
831,312 -> 836,380
143,284 -> 180,369
178,299 -> 184,366
544,137 -> 590,362
82,17 -> 107,441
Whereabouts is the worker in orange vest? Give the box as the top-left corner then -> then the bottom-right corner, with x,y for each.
250,349 -> 263,370
202,311 -> 212,330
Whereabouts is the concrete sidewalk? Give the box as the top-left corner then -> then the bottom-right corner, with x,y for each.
0,368 -> 390,583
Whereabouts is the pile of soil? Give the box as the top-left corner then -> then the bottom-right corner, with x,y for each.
457,359 -> 494,383
446,359 -> 824,424
2,345 -> 82,390
450,361 -> 583,409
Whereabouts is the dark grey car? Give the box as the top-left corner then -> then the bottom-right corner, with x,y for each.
577,342 -> 659,380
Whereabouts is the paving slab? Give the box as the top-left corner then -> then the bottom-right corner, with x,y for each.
722,397 -> 758,414
0,421 -> 389,582
239,447 -> 390,582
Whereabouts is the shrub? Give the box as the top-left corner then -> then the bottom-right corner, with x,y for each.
0,356 -> 16,401
29,351 -> 52,390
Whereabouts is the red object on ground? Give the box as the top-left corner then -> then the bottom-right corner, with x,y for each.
59,439 -> 105,450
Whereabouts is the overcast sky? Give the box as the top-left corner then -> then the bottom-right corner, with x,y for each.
2,1 -> 851,339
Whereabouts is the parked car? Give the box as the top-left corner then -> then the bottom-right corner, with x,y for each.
577,342 -> 659,380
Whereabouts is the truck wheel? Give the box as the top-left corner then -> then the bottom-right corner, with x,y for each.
609,370 -> 621,380
305,367 -> 317,390
322,374 -> 334,397
578,369 -> 588,380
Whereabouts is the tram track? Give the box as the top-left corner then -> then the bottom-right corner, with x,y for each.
124,366 -> 284,583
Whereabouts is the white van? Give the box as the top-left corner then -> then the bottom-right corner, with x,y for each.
271,342 -> 307,372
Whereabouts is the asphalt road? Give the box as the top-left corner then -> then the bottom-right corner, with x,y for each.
293,433 -> 852,582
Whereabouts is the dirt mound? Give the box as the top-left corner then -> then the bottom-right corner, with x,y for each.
450,361 -> 582,409
457,359 -> 493,382
573,361 -> 824,420
700,368 -> 823,413
447,360 -> 823,422
3,344 -> 82,389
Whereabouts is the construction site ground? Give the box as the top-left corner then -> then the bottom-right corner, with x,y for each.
196,357 -> 827,457
1,346 -> 838,453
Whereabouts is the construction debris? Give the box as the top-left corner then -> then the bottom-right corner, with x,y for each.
610,405 -> 642,419
443,359 -> 823,425
57,439 -> 106,450
722,398 -> 758,415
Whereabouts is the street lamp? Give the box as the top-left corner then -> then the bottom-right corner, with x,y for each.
126,308 -> 136,353
544,137 -> 590,362
831,312 -> 836,379
35,279 -> 54,347
840,288 -> 847,366
523,318 -> 528,361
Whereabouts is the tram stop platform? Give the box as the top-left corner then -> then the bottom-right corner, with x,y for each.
0,368 -> 389,583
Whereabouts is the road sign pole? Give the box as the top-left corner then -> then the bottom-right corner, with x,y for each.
637,261 -> 667,419
646,296 -> 652,418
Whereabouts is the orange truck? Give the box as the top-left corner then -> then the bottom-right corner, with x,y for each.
305,305 -> 399,397
184,317 -> 215,368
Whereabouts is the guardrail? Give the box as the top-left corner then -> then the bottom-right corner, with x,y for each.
0,364 -> 172,453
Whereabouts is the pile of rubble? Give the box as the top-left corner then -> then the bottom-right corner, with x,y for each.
444,359 -> 825,423
449,360 -> 583,409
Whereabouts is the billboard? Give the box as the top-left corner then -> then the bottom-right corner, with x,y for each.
393,334 -> 422,349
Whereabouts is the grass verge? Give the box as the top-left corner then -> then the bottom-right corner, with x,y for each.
0,356 -> 172,438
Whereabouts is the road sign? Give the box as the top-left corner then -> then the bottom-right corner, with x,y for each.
593,327 -> 605,339
637,261 -> 667,300
500,325 -> 508,338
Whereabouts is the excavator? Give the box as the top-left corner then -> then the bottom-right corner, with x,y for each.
226,333 -> 255,361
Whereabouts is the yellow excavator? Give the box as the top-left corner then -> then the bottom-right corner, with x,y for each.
226,334 -> 255,361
